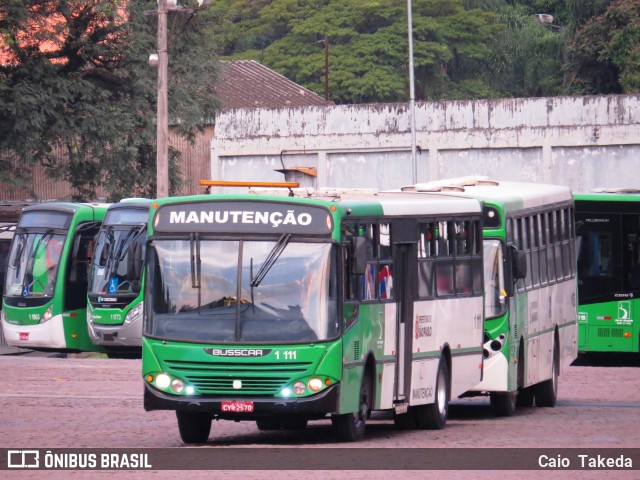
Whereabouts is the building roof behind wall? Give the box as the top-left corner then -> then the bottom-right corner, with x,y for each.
217,60 -> 333,109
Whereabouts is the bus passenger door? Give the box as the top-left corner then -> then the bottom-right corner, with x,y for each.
391,220 -> 417,405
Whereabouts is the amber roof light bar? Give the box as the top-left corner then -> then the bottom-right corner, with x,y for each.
199,180 -> 301,188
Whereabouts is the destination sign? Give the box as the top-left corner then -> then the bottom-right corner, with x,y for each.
153,201 -> 333,235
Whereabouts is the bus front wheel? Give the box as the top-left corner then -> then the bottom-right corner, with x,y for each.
331,374 -> 371,442
176,411 -> 212,444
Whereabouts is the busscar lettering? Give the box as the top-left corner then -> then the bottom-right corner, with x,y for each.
205,348 -> 270,357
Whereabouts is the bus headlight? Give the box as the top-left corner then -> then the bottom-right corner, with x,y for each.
308,378 -> 323,392
293,382 -> 306,395
40,306 -> 53,324
171,378 -> 185,393
124,304 -> 143,326
156,373 -> 171,389
146,372 -> 194,395
86,309 -> 94,325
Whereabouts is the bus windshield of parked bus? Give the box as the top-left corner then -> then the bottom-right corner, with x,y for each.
90,225 -> 146,296
3,211 -> 71,299
145,239 -> 338,344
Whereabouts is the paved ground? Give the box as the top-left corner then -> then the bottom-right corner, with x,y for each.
0,350 -> 638,479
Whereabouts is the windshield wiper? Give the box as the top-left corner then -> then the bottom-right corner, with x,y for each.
116,226 -> 145,262
250,234 -> 291,288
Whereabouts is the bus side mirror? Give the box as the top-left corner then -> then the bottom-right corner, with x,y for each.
127,241 -> 144,279
352,236 -> 372,275
511,246 -> 527,280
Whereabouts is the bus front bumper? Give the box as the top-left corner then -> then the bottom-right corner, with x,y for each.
143,382 -> 340,420
88,321 -> 142,348
1,315 -> 67,349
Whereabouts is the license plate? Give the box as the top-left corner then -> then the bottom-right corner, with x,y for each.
221,401 -> 254,413
19,332 -> 29,341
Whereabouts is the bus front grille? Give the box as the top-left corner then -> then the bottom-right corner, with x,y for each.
185,375 -> 290,395
164,359 -> 312,374
162,360 -> 315,396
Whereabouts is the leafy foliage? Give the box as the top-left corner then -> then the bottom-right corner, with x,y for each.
211,0 -> 503,102
566,0 -> 640,94
0,0 -> 219,201
1,0 -> 640,200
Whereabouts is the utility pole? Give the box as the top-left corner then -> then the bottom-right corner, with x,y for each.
147,0 -> 211,199
156,0 -> 169,199
407,0 -> 417,185
324,35 -> 329,101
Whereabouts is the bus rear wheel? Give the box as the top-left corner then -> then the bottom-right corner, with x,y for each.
414,357 -> 450,429
490,391 -> 517,416
176,411 -> 212,444
535,341 -> 559,407
331,374 -> 371,442
516,387 -> 535,407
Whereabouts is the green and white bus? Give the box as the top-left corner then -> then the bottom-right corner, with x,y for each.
87,199 -> 152,358
142,187 -> 485,442
400,178 -> 578,415
574,189 -> 640,354
2,202 -> 108,352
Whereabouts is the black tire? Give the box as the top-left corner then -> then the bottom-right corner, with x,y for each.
332,374 -> 372,442
490,391 -> 517,417
516,387 -> 535,407
176,411 -> 212,444
535,340 -> 559,407
256,418 -> 280,431
413,358 -> 450,429
393,409 -> 416,429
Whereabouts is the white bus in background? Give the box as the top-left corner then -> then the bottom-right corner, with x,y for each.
398,178 -> 578,415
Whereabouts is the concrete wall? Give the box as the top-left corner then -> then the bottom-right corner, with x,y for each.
211,94 -> 640,193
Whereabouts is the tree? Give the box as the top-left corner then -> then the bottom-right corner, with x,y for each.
209,0 -> 502,104
484,3 -> 566,97
565,0 -> 640,94
0,0 -> 219,201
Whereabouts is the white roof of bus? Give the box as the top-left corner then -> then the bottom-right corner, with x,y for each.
248,186 -> 482,215
357,191 -> 482,216
398,177 -> 572,210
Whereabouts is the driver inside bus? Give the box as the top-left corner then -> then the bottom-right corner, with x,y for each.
176,273 -> 235,312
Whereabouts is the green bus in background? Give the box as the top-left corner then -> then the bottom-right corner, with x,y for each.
142,186 -> 486,443
400,178 -> 578,416
2,202 -> 108,352
574,189 -> 640,354
87,199 -> 152,358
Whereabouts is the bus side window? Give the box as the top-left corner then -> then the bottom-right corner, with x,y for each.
418,261 -> 433,298
435,261 -> 454,296
378,263 -> 393,299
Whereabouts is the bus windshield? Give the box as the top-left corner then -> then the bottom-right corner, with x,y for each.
146,239 -> 338,344
483,239 -> 506,318
3,229 -> 67,299
90,225 -> 145,295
